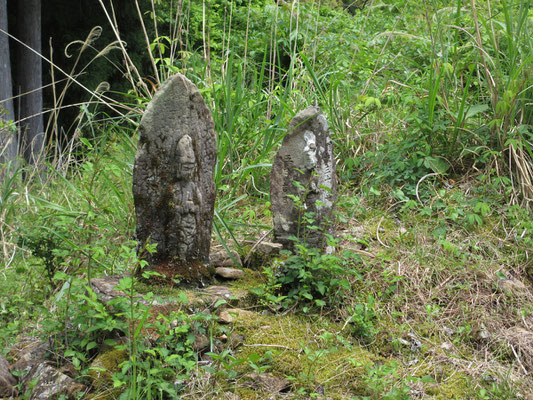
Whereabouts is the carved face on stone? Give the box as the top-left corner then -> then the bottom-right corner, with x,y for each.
176,135 -> 196,180
302,131 -> 317,170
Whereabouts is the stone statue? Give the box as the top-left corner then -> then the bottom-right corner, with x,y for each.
270,106 -> 337,251
133,74 -> 216,284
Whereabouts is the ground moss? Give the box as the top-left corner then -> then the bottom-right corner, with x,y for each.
228,268 -> 264,292
424,371 -> 476,399
230,311 -> 376,397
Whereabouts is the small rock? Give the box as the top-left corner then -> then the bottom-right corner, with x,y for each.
483,374 -> 497,383
216,334 -> 228,343
218,310 -> 234,324
399,227 -> 407,235
229,334 -> 245,349
59,362 -> 78,379
244,373 -> 290,393
91,276 -> 150,305
218,308 -> 255,324
215,267 -> 245,280
256,242 -> 283,255
407,333 -> 422,353
201,285 -> 247,307
440,342 -> 453,351
227,308 -> 255,318
472,323 -> 490,341
204,285 -> 232,299
22,362 -> 86,399
193,334 -> 210,352
398,338 -> 410,347
210,250 -> 242,268
441,326 -> 455,336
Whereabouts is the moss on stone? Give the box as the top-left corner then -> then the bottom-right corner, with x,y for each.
88,349 -> 128,392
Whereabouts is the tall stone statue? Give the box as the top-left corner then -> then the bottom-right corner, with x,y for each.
133,74 -> 216,284
270,106 -> 337,251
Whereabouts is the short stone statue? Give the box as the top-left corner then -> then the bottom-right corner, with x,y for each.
270,106 -> 337,251
133,74 -> 216,283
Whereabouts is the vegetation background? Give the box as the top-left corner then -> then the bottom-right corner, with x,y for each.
0,0 -> 532,399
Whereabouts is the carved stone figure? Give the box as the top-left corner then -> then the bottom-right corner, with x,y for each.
270,106 -> 337,251
133,74 -> 216,284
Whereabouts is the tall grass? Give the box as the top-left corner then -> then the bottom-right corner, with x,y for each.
1,0 -> 531,280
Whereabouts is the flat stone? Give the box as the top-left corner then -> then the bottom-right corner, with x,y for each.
91,276 -> 125,303
215,267 -> 245,280
243,373 -> 290,393
210,250 -> 242,267
218,308 -> 255,324
440,342 -> 453,351
218,310 -> 234,324
256,242 -> 283,255
133,73 -> 217,283
91,276 -> 150,305
200,285 -> 247,307
270,106 -> 337,251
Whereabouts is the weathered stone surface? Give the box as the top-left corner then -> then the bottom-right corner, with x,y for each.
210,249 -> 242,267
133,73 -> 217,284
21,362 -> 86,399
270,106 -> 337,251
215,267 -> 245,280
218,308 -> 255,324
0,355 -> 17,398
91,276 -> 128,304
11,340 -> 50,375
243,373 -> 290,393
199,285 -> 248,308
245,240 -> 283,269
256,241 -> 283,255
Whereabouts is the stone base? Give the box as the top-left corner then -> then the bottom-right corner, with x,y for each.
139,259 -> 215,287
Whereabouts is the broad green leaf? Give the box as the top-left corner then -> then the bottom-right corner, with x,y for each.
465,104 -> 489,119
